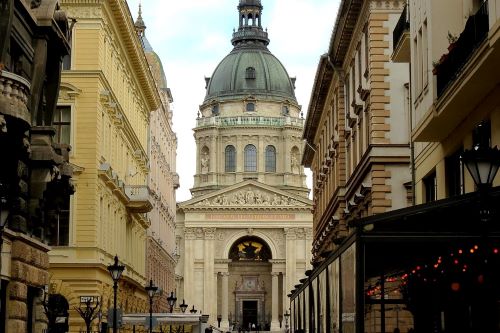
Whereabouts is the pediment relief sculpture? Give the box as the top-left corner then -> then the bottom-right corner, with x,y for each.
194,187 -> 306,207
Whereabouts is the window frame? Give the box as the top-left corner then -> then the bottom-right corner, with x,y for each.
225,145 -> 236,172
53,104 -> 73,146
265,145 -> 276,172
244,144 -> 257,172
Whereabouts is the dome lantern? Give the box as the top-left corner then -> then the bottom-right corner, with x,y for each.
232,0 -> 269,47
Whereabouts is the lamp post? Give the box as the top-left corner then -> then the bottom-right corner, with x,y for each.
166,291 -> 177,313
189,305 -> 197,314
107,256 -> 125,333
461,141 -> 500,223
179,299 -> 188,313
145,279 -> 158,333
284,310 -> 290,333
0,184 -> 9,316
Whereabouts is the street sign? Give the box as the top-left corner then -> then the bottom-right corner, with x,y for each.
80,296 -> 98,303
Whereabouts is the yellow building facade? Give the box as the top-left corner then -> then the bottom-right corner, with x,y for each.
49,0 -> 161,331
393,0 -> 500,202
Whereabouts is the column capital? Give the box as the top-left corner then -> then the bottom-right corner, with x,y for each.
271,272 -> 280,277
219,272 -> 230,277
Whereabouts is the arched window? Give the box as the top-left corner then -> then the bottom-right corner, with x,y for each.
244,144 -> 257,172
225,145 -> 236,172
246,67 -> 256,79
246,102 -> 255,112
265,145 -> 276,172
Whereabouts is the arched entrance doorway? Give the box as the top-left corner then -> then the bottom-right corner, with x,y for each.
228,236 -> 272,331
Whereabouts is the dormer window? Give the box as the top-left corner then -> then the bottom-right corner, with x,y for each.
212,104 -> 219,115
245,67 -> 256,79
246,102 -> 255,112
282,105 -> 289,115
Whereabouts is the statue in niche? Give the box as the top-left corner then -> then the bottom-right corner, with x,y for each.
201,151 -> 209,173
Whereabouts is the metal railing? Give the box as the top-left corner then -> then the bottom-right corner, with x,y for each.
196,116 -> 304,128
393,4 -> 410,51
436,0 -> 489,97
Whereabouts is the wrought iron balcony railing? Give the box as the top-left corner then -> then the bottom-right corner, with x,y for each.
393,4 -> 410,52
436,0 -> 489,97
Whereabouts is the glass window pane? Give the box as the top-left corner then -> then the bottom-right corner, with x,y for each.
246,102 -> 255,112
244,145 -> 257,172
61,125 -> 71,145
330,260 -> 340,332
53,110 -> 60,122
319,270 -> 327,333
265,146 -> 276,172
225,145 -> 236,172
341,244 -> 356,333
61,107 -> 71,122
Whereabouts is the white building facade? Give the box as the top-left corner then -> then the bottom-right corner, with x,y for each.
176,1 -> 313,331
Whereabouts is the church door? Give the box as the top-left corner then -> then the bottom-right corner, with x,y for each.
242,300 -> 258,330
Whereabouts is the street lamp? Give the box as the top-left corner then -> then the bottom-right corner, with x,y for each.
166,291 -> 177,313
179,299 -> 188,313
107,255 -> 125,333
145,279 -> 158,333
462,141 -> 500,222
462,145 -> 500,190
284,310 -> 290,333
189,305 -> 197,314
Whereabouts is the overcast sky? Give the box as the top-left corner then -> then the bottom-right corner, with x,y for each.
125,0 -> 340,201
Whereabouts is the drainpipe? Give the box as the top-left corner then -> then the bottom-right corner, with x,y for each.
405,80 -> 416,205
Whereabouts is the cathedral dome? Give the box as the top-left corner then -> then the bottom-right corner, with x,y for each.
204,0 -> 296,104
205,49 -> 296,103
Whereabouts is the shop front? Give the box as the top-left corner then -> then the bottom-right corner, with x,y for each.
289,189 -> 500,333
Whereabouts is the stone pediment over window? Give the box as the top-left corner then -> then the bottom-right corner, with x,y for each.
180,180 -> 312,211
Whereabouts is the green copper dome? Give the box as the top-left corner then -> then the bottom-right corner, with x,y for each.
203,0 -> 296,103
205,49 -> 296,102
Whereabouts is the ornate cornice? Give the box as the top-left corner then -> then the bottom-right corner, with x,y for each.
61,0 -> 161,111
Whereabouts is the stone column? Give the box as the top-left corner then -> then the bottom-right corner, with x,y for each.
184,229 -> 196,306
270,272 -> 280,331
221,272 -> 230,329
203,228 -> 216,321
284,228 -> 297,305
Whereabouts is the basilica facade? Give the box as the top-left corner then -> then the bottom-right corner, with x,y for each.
176,1 -> 313,331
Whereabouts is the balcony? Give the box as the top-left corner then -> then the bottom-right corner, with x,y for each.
435,1 -> 489,97
0,70 -> 31,125
392,5 -> 410,63
413,0 -> 498,142
125,185 -> 153,213
196,116 -> 304,128
172,173 -> 180,189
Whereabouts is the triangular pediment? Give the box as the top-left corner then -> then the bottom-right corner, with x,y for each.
179,180 -> 312,210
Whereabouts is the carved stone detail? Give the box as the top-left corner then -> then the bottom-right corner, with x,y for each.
204,227 -> 216,240
194,187 -> 307,207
